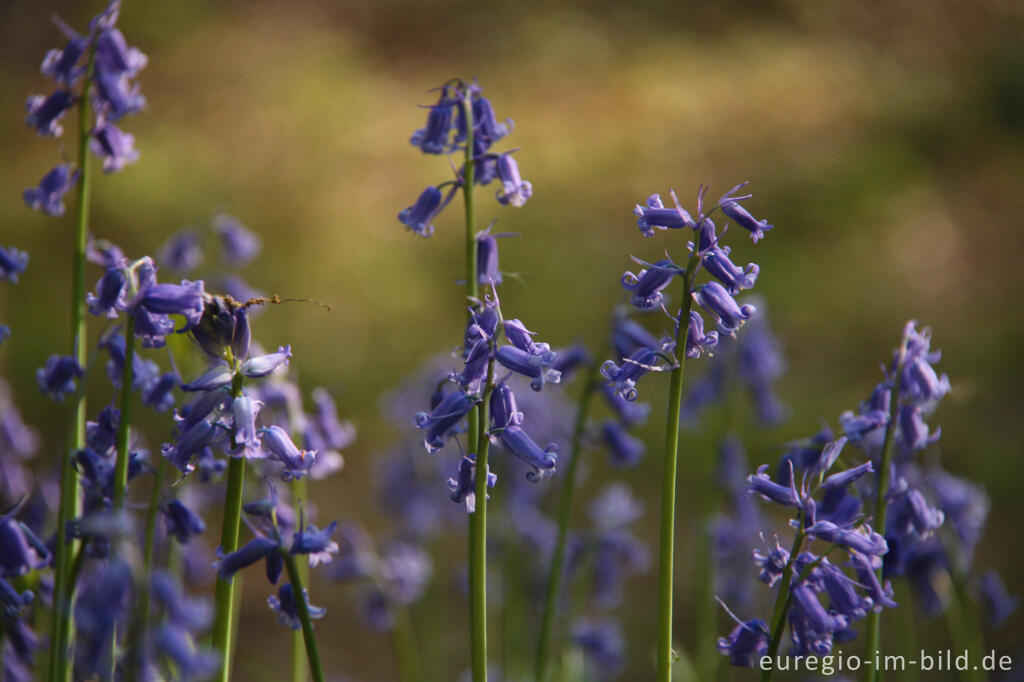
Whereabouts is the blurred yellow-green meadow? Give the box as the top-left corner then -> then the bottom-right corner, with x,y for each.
1,0 -> 1022,679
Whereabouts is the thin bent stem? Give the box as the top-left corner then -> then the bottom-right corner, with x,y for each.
112,318 -> 136,510
861,333 -> 910,682
50,45 -> 96,682
655,256 -> 698,682
281,551 -> 326,682
535,364 -> 598,682
470,356 -> 496,682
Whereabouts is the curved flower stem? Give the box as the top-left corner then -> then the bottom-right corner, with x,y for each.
112,318 -> 136,510
281,551 -> 326,682
760,516 -> 807,682
535,364 -> 598,682
861,330 -> 910,682
470,356 -> 496,682
655,254 -> 699,682
50,45 -> 96,682
211,373 -> 247,681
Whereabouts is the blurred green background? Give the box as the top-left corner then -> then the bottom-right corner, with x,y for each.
2,0 -> 1023,679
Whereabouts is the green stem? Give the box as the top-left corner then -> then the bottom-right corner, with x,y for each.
393,606 -> 423,682
535,365 -> 598,682
862,331 -> 910,682
211,371 -> 247,681
112,318 -> 136,510
655,256 -> 698,682
760,518 -> 807,682
281,551 -> 326,682
291,476 -> 310,682
50,44 -> 96,682
470,357 -> 495,682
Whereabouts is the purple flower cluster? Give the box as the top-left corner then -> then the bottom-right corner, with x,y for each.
399,80 -> 531,237
24,1 -> 146,217
604,184 -> 772,401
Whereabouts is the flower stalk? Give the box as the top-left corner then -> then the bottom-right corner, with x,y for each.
861,330 -> 910,682
655,251 -> 698,682
281,550 -> 326,682
50,45 -> 96,682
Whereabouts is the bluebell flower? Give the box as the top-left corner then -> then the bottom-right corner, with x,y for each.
36,354 -> 82,401
495,345 -> 561,391
103,332 -> 160,391
41,34 -> 88,86
493,426 -> 557,481
716,618 -> 769,667
162,420 -> 221,474
0,326 -> 10,346
229,393 -> 262,457
719,183 -> 773,243
378,541 -> 434,605
260,425 -> 316,480
702,247 -> 759,295
87,266 -> 126,317
85,405 -> 119,454
747,464 -> 800,507
0,514 -> 50,579
410,99 -> 456,154
457,340 -> 491,393
181,364 -> 234,393
94,26 -> 147,76
213,536 -> 280,582
267,583 -> 326,630
24,90 -> 74,137
92,68 -> 146,120
214,214 -> 262,266
448,454 -> 496,512
476,229 -> 504,285
928,468 -> 989,560
693,281 -> 756,335
398,186 -> 450,237
158,228 -> 203,273
290,521 -> 339,567
241,345 -> 292,378
471,93 -> 511,147
752,538 -> 790,587
621,258 -> 682,310
140,279 -> 206,328
601,347 -> 666,401
464,304 -> 499,355
0,246 -> 30,284
90,120 -> 138,173
571,619 -> 625,673
415,389 -> 476,453
495,153 -> 532,207
503,319 -> 554,359
601,420 -> 645,468
163,498 -> 207,544
550,344 -> 592,380
683,310 -> 719,358
633,193 -> 695,237
23,164 -> 79,217
490,382 -> 524,430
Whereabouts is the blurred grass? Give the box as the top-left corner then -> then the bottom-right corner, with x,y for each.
1,0 -> 1023,678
